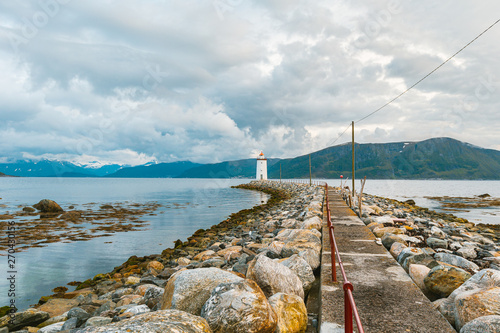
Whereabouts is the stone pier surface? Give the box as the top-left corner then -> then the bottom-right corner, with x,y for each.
320,189 -> 456,333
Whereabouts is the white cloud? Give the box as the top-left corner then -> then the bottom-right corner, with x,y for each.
0,0 -> 499,165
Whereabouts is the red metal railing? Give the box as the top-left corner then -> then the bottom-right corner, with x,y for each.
325,183 -> 365,333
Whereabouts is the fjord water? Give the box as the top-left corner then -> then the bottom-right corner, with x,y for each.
0,178 -> 269,311
1,178 -> 498,311
357,179 -> 500,225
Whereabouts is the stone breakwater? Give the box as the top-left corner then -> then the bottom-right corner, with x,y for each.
357,193 -> 500,332
0,181 -> 324,333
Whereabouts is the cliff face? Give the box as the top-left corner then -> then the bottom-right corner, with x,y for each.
269,138 -> 500,180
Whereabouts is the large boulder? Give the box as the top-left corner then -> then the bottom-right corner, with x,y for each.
448,270 -> 500,298
305,201 -> 322,218
372,227 -> 405,238
37,313 -> 68,329
38,298 -> 79,317
147,260 -> 165,272
437,270 -> 500,328
434,298 -> 456,328
426,237 -> 448,249
459,315 -> 500,333
281,219 -> 299,229
0,308 -> 50,331
397,247 -> 424,265
279,255 -> 315,293
217,246 -> 243,261
409,264 -> 431,293
454,287 -> 500,331
275,229 -> 321,259
390,242 -> 407,259
135,284 -> 158,296
402,253 -> 439,272
84,316 -> 113,328
76,309 -> 211,332
144,285 -> 164,309
38,322 -> 65,333
160,267 -> 243,315
123,304 -> 151,316
430,226 -> 447,239
67,307 -> 90,323
268,293 -> 308,333
298,249 -> 320,271
247,255 -> 304,299
457,247 -> 477,260
33,199 -> 64,213
300,216 -> 322,231
200,279 -> 277,333
193,250 -> 217,262
381,233 -> 406,250
424,265 -> 471,298
435,253 -> 480,273
266,241 -> 285,256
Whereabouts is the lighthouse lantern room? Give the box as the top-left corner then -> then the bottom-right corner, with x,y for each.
256,151 -> 268,180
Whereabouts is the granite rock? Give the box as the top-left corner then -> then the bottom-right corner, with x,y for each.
76,309 -> 212,332
268,293 -> 308,333
247,255 -> 304,299
424,265 -> 471,298
201,279 -> 277,333
161,267 -> 243,315
459,315 -> 500,333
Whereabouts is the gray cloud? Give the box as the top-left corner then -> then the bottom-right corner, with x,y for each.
0,0 -> 499,165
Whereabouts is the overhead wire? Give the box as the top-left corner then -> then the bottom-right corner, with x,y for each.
326,17 -> 500,148
355,18 -> 500,124
327,122 -> 352,147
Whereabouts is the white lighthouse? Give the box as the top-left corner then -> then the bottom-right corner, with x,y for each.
256,151 -> 267,180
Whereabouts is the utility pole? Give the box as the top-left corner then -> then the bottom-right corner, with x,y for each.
309,154 -> 312,186
352,121 -> 355,196
280,163 -> 282,183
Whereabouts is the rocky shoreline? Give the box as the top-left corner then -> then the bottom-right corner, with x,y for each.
355,192 -> 500,332
2,181 -> 499,332
0,181 -> 325,333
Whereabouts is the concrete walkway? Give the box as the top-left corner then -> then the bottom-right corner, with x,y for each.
319,189 -> 456,333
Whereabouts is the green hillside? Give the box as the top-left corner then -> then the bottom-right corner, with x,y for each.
177,158 -> 281,178
269,138 -> 500,180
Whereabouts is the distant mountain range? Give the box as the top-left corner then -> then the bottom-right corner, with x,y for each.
105,161 -> 201,178
177,158 -> 281,178
271,137 -> 500,180
0,160 -> 122,178
1,138 -> 498,179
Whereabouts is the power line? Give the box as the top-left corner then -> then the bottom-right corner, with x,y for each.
356,18 -> 500,124
327,122 -> 352,147
325,18 -> 499,149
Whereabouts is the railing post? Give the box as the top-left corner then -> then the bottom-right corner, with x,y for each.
330,226 -> 337,282
344,282 -> 354,333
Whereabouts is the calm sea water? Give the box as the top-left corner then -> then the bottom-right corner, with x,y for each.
0,178 -> 268,311
318,179 -> 500,225
1,178 -> 498,311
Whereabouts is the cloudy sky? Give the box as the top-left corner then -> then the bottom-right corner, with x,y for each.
1,0 -> 499,165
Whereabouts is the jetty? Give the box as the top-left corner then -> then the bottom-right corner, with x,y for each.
2,180 -> 498,333
319,187 -> 456,332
